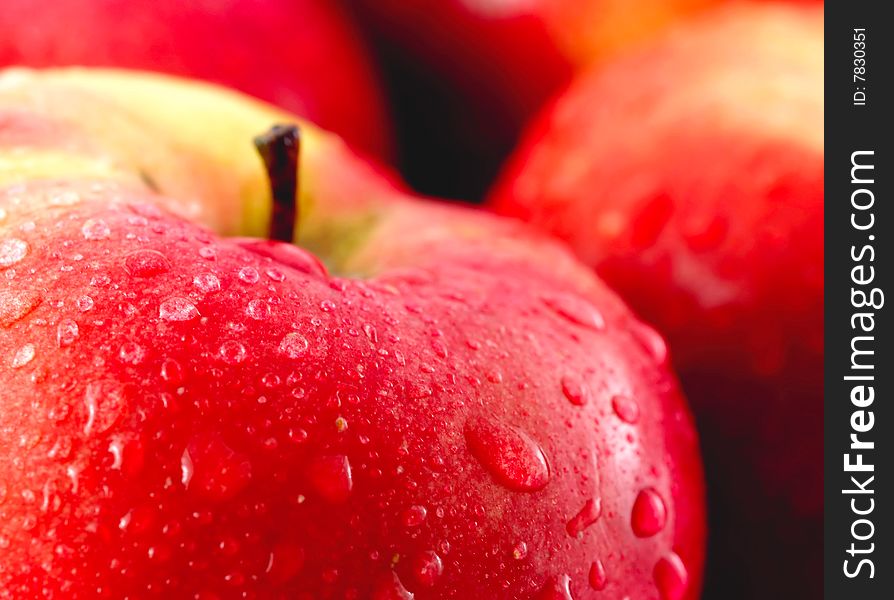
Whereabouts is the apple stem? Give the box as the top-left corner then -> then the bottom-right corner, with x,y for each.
254,124 -> 301,243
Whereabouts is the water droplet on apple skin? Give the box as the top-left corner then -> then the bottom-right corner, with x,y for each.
0,289 -> 42,327
11,343 -> 36,368
654,552 -> 688,600
159,297 -> 199,322
81,218 -> 111,240
631,487 -> 668,537
0,238 -> 29,267
465,418 -> 550,492
566,498 -> 602,538
124,249 -> 171,278
412,550 -> 444,587
588,559 -> 607,590
611,394 -> 640,424
56,318 -> 79,347
306,454 -> 353,503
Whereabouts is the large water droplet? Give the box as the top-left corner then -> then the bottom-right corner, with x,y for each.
611,395 -> 640,424
0,238 -> 29,267
0,289 -> 41,327
180,449 -> 194,488
653,552 -> 688,600
124,249 -> 171,278
56,319 -> 79,347
537,574 -> 573,599
373,571 -> 414,599
630,321 -> 668,364
412,550 -> 443,587
543,294 -> 605,331
11,343 -> 35,368
238,266 -> 260,284
246,299 -> 271,320
265,541 -> 305,584
306,455 -> 352,503
219,340 -> 247,365
512,541 -> 528,560
631,487 -> 667,537
402,505 -> 427,528
159,297 -> 199,322
76,295 -> 94,312
118,341 -> 145,365
186,434 -> 252,501
193,272 -> 221,293
588,559 -> 607,591
81,218 -> 111,240
566,498 -> 602,538
560,375 -> 589,406
465,418 -> 550,492
83,381 -> 125,436
279,332 -> 309,358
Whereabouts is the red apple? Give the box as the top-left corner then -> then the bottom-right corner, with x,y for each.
489,4 -> 823,598
0,0 -> 391,160
0,68 -> 704,598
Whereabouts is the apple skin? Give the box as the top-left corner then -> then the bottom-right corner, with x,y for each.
0,0 -> 391,160
489,4 -> 823,598
0,69 -> 704,598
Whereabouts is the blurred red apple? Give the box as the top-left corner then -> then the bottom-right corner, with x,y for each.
490,4 -> 823,598
0,0 -> 392,160
0,68 -> 704,599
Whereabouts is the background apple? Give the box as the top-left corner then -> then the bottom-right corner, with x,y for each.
0,68 -> 705,599
349,0 -> 823,199
0,0 -> 392,160
489,4 -> 823,598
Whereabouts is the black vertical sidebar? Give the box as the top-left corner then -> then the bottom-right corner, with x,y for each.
825,1 -> 893,598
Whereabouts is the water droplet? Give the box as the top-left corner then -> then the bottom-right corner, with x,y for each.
186,434 -> 252,501
0,289 -> 41,327
279,332 -> 309,358
412,550 -> 443,587
306,455 -> 352,503
108,438 -> 124,469
334,416 -> 348,433
265,542 -> 305,584
218,341 -> 247,365
193,272 -> 220,293
56,319 -> 79,347
561,375 -> 589,406
512,541 -> 528,560
11,343 -> 35,368
118,341 -> 145,365
465,418 -> 550,492
160,359 -> 183,384
588,559 -> 607,590
246,299 -> 270,320
566,498 -> 602,538
159,297 -> 199,321
611,395 -> 640,424
124,249 -> 171,278
81,218 -> 110,240
0,238 -> 29,267
374,571 -> 414,599
320,299 -> 337,312
90,273 -> 111,287
238,266 -> 260,284
180,449 -> 194,488
630,321 -> 668,364
537,574 -> 573,599
653,552 -> 688,600
544,294 -> 605,331
631,487 -> 667,537
402,505 -> 427,528
76,295 -> 94,312
265,268 -> 285,282
83,381 -> 125,436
